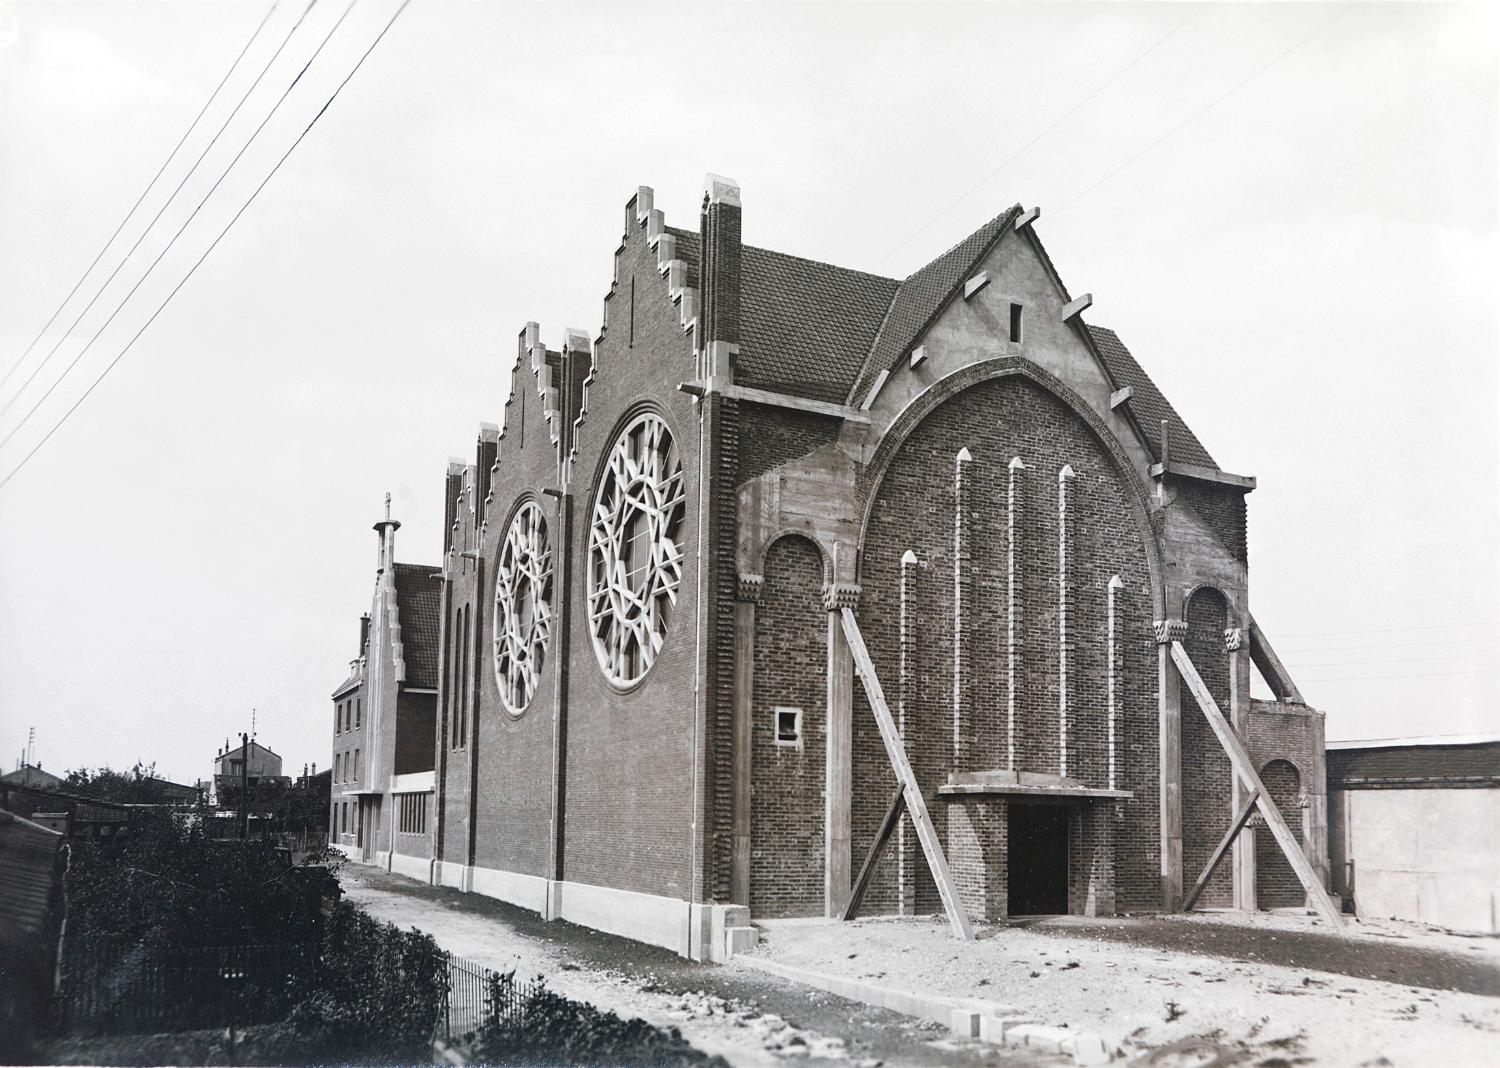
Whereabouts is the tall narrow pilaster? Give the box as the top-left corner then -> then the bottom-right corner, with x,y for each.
1006,457 -> 1027,772
1107,576 -> 1124,791
823,580 -> 860,918
1057,465 -> 1076,778
953,448 -> 972,768
898,550 -> 919,916
1156,619 -> 1188,910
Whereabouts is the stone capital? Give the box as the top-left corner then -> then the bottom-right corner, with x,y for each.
821,581 -> 861,612
1154,619 -> 1188,645
736,573 -> 764,604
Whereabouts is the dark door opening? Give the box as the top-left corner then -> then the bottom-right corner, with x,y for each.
1008,803 -> 1070,915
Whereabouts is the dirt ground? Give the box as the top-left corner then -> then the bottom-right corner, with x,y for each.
341,866 -> 1045,1068
741,910 -> 1500,1067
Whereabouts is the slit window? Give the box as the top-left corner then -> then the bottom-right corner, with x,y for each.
774,706 -> 803,748
1009,302 -> 1023,344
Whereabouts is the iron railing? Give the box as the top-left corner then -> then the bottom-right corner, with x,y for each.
439,953 -> 540,1044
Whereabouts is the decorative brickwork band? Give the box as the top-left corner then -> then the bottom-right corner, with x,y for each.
1107,575 -> 1124,791
820,581 -> 861,612
1154,619 -> 1188,644
898,549 -> 919,916
1006,456 -> 1027,772
953,448 -> 973,766
736,573 -> 765,603
1223,627 -> 1243,652
1057,464 -> 1076,778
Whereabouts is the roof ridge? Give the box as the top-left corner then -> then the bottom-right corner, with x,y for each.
744,242 -> 898,284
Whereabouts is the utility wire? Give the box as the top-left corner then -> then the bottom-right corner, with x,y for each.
0,1 -> 281,395
1052,9 -> 1347,218
0,0 -> 358,454
872,15 -> 1195,271
1301,668 -> 1499,684
0,0 -> 319,421
0,0 -> 415,492
1282,636 -> 1497,655
1291,652 -> 1496,669
1278,620 -> 1498,639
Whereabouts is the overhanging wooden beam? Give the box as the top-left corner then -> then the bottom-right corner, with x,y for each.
1183,788 -> 1259,912
841,608 -> 974,941
1248,615 -> 1306,704
1171,641 -> 1342,929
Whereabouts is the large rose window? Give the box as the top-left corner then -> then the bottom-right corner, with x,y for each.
588,412 -> 686,687
493,500 -> 552,715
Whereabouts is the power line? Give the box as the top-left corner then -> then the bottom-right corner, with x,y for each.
1301,668 -> 1499,684
0,0 -> 319,422
1278,620 -> 1498,639
1052,9 -> 1347,219
871,15 -> 1195,271
0,0 -> 415,492
0,0 -> 357,454
1291,652 -> 1496,669
0,1 -> 281,394
1282,636 -> 1497,655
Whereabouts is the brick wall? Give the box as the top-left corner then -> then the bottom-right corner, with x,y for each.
749,535 -> 827,916
856,374 -> 1159,914
1257,758 -> 1304,907
1180,587 -> 1233,908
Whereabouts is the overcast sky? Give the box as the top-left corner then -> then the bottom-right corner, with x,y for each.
0,1 -> 1495,785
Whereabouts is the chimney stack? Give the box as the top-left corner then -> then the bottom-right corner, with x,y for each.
358,613 -> 371,655
373,492 -> 401,573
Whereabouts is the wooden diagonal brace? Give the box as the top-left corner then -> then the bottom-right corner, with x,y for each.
1183,789 -> 1259,912
841,608 -> 975,941
1247,614 -> 1306,705
1170,641 -> 1342,929
841,785 -> 905,922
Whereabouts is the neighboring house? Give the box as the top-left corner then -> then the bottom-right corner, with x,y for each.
0,783 -> 137,839
328,500 -> 439,880
213,739 -> 288,802
335,176 -> 1332,962
0,764 -> 65,791
1328,735 -> 1500,934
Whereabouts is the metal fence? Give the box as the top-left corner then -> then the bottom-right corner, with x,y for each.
53,939 -> 319,1037
438,953 -> 541,1044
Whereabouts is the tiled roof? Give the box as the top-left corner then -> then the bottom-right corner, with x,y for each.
0,811 -> 62,944
737,246 -> 899,404
393,562 -> 442,690
1087,325 -> 1216,468
1328,740 -> 1500,789
846,206 -> 1021,405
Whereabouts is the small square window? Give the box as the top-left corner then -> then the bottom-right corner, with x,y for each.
774,707 -> 803,747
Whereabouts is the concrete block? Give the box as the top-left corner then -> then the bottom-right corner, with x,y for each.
1065,1032 -> 1111,1064
725,926 -> 758,958
949,1008 -> 981,1038
979,1014 -> 1039,1044
1005,1023 -> 1070,1053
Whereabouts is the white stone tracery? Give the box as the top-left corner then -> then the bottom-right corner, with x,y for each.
493,500 -> 553,715
588,412 -> 686,687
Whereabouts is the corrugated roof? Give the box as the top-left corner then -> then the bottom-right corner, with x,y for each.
1328,739 -> 1500,789
1088,324 -> 1216,468
845,206 -> 1020,405
393,562 -> 442,690
0,811 -> 62,944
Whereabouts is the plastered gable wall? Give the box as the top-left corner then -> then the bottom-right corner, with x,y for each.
558,197 -> 704,900
468,356 -> 568,881
856,375 -> 1159,914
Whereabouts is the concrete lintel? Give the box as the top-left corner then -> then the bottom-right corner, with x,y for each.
1149,459 -> 1257,490
860,368 -> 890,411
909,345 -> 927,369
963,272 -> 989,300
1109,385 -> 1133,409
1014,206 -> 1040,230
1061,293 -> 1093,321
724,383 -> 871,423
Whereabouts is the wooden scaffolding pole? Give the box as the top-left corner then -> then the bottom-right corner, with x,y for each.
1170,641 -> 1343,929
841,608 -> 974,941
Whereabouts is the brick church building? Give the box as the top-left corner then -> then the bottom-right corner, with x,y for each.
333,176 -> 1331,961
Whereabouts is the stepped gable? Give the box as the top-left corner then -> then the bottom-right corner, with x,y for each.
392,562 -> 441,689
845,206 -> 1022,405
1088,324 -> 1216,468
